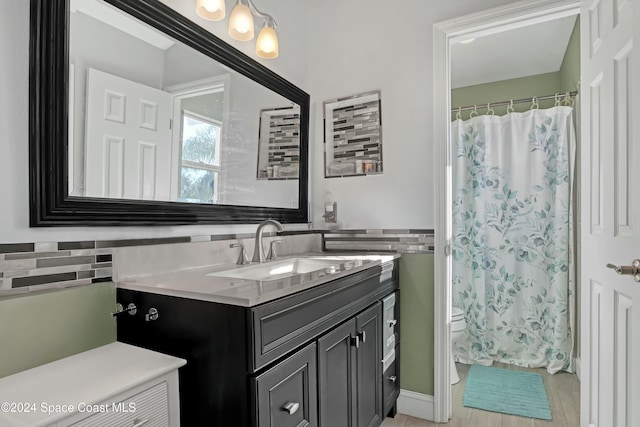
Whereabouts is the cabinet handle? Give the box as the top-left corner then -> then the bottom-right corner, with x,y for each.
282,402 -> 300,415
351,335 -> 360,348
131,419 -> 150,427
387,319 -> 397,327
388,375 -> 397,383
358,330 -> 366,344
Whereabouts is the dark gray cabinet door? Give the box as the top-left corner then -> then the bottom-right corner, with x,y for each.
317,318 -> 357,427
254,343 -> 318,427
355,302 -> 382,427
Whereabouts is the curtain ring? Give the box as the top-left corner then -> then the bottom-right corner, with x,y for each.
469,105 -> 478,118
456,107 -> 462,120
562,92 -> 574,107
554,93 -> 562,106
530,96 -> 539,110
506,100 -> 514,114
486,102 -> 495,116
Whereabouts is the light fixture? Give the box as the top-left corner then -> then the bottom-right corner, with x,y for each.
195,0 -> 225,21
197,0 -> 279,59
228,0 -> 255,41
255,19 -> 279,59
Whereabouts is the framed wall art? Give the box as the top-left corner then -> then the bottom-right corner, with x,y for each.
257,106 -> 301,180
323,91 -> 382,178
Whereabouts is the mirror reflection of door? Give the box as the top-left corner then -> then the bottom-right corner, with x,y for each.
84,68 -> 172,200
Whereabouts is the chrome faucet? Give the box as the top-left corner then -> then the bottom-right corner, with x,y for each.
252,219 -> 284,263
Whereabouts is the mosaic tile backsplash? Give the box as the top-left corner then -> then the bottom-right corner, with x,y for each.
0,242 -> 114,294
322,229 -> 434,253
0,232 -> 315,295
0,229 -> 433,295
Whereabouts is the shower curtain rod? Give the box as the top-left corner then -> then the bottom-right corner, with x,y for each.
452,90 -> 578,112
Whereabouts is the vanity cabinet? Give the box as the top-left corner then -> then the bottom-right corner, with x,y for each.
318,303 -> 382,427
117,259 -> 399,427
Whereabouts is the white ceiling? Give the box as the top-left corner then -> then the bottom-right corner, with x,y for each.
70,0 -> 175,50
451,15 -> 577,89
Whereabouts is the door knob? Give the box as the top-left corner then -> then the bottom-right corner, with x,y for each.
606,259 -> 640,282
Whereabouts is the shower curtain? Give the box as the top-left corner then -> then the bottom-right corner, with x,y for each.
451,106 -> 575,374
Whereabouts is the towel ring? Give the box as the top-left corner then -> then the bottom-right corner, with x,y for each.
486,102 -> 495,116
506,100 -> 514,114
469,105 -> 478,118
456,107 -> 462,120
530,96 -> 539,110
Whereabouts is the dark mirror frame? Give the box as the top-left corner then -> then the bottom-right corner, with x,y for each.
29,0 -> 309,226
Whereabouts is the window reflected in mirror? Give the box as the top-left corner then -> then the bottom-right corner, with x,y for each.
178,112 -> 222,204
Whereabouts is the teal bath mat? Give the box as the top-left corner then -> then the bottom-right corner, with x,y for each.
463,365 -> 552,420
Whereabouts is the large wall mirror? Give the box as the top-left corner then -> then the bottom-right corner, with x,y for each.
30,0 -> 309,226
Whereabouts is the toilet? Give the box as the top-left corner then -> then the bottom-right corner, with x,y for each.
450,307 -> 466,384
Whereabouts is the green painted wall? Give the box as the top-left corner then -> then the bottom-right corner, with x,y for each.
399,254 -> 434,396
452,71 -> 563,118
560,17 -> 581,93
452,17 -> 580,119
0,282 -> 117,378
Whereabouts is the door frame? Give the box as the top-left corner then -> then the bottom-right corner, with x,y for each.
432,0 -> 580,422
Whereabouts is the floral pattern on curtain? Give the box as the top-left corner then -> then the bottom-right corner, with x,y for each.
451,106 -> 575,374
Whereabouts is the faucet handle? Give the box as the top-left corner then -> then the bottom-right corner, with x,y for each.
266,240 -> 282,261
230,243 -> 249,265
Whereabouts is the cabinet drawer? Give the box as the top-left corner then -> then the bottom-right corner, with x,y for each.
69,381 -> 169,427
251,267 -> 383,370
253,343 -> 317,427
382,358 -> 399,417
382,292 -> 398,355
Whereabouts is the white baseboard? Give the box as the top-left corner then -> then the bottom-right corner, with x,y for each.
396,389 -> 434,421
574,356 -> 581,381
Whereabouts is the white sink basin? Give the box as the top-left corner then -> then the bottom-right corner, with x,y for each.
207,258 -> 341,281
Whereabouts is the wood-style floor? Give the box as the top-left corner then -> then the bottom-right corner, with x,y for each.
381,362 -> 580,427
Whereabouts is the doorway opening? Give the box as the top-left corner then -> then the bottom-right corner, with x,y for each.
433,1 -> 581,423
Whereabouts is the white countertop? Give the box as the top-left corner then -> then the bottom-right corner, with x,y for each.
0,342 -> 186,427
117,253 -> 399,307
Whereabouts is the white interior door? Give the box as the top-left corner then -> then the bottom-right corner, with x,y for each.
581,0 -> 640,425
85,68 -> 172,200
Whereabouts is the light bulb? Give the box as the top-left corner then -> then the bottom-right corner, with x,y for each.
228,3 -> 255,41
256,25 -> 279,59
196,0 -> 225,21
